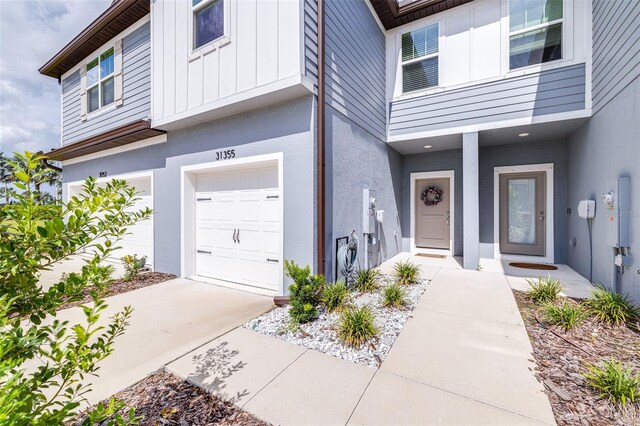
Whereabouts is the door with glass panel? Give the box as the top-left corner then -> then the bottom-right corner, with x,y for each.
499,172 -> 546,256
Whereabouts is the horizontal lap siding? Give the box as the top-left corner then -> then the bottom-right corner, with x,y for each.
304,0 -> 318,86
592,0 -> 640,112
325,0 -> 386,141
61,22 -> 151,145
389,63 -> 586,136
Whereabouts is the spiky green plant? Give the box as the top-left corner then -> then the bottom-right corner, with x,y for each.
543,300 -> 586,331
354,268 -> 381,293
394,261 -> 421,285
585,286 -> 639,325
583,358 -> 639,405
526,276 -> 562,304
382,282 -> 408,309
337,305 -> 378,348
322,280 -> 350,312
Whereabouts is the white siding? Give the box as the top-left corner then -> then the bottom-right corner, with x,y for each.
152,0 -> 303,127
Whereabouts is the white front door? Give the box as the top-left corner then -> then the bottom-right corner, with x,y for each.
195,165 -> 280,291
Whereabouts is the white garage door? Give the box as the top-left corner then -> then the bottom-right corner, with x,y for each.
68,174 -> 154,267
195,164 -> 280,291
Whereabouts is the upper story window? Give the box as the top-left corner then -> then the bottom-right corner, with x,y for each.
401,23 -> 439,93
509,0 -> 563,70
193,0 -> 224,49
86,48 -> 115,113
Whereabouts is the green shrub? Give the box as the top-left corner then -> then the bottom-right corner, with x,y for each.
543,300 -> 586,331
337,305 -> 379,348
121,254 -> 146,282
354,268 -> 381,293
322,280 -> 350,312
526,276 -> 562,304
0,151 -> 150,424
583,359 -> 639,405
382,283 -> 408,308
284,259 -> 325,324
394,261 -> 421,285
585,286 -> 639,325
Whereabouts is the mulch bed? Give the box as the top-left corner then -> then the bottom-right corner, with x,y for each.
513,290 -> 640,426
58,272 -> 176,310
74,371 -> 268,426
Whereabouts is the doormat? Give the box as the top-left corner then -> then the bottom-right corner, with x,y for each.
416,253 -> 447,259
509,262 -> 558,271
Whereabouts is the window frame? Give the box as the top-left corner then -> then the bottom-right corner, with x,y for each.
86,47 -> 115,114
507,0 -> 565,71
190,0 -> 229,54
400,22 -> 441,94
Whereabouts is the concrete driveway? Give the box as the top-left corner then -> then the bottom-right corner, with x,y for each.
46,278 -> 273,405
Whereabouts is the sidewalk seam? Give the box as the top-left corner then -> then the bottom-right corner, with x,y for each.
344,369 -> 378,425
384,370 -> 555,425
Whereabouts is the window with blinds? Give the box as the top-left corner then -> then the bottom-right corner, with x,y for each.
509,0 -> 563,70
401,23 -> 439,93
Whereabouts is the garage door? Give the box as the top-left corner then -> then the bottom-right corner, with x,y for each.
195,164 -> 280,291
68,174 -> 154,267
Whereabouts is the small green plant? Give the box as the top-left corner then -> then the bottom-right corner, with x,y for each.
526,276 -> 562,304
585,285 -> 639,325
322,280 -> 350,312
121,254 -> 145,282
382,282 -> 408,309
394,261 -> 421,285
337,305 -> 379,348
354,268 -> 381,293
284,259 -> 325,324
543,300 -> 586,331
583,358 -> 639,405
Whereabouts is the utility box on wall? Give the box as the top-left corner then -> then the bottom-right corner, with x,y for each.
604,177 -> 631,248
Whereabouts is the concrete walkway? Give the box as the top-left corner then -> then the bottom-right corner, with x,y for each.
168,257 -> 557,425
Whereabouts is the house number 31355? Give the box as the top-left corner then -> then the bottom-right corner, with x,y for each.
215,149 -> 236,160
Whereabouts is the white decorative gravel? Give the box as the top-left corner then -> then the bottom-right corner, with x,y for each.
243,276 -> 429,368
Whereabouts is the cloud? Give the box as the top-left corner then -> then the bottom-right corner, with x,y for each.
0,0 -> 111,155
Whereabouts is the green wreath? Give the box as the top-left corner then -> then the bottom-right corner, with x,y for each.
421,186 -> 444,206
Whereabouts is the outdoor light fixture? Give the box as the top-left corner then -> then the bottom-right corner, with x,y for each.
424,145 -> 432,149
518,132 -> 530,137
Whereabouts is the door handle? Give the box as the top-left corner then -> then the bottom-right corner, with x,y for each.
236,229 -> 240,243
266,258 -> 279,263
232,229 -> 237,243
197,249 -> 212,254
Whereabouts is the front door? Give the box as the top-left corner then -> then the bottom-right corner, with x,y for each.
499,172 -> 546,256
415,178 -> 450,249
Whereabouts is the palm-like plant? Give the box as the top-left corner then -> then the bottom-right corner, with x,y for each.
0,153 -> 12,205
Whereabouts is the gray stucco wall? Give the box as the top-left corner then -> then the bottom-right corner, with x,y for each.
390,63 -> 586,137
62,22 -> 151,145
567,76 -> 639,302
401,140 -> 569,262
62,96 -> 316,279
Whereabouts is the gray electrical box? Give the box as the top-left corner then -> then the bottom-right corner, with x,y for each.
604,177 -> 631,248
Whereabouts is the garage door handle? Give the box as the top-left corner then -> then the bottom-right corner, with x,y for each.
237,229 -> 240,243
197,250 -> 211,254
197,197 -> 211,201
266,258 -> 279,263
266,195 -> 279,199
232,229 -> 237,243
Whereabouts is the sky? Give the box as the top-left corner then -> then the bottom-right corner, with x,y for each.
0,0 -> 111,156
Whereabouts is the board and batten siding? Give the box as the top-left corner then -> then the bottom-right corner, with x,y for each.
61,22 -> 151,146
324,0 -> 386,140
389,63 -> 586,137
592,0 -> 640,112
151,0 -> 301,125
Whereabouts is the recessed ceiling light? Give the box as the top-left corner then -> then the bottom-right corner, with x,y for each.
424,145 -> 432,149
519,132 -> 530,137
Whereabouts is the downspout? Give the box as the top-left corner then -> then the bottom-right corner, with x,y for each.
316,0 -> 326,276
36,152 -> 62,173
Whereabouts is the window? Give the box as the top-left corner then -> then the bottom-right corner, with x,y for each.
193,0 -> 224,49
509,0 -> 563,70
86,48 -> 115,113
401,23 -> 439,93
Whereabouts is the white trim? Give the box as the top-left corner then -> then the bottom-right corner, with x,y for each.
189,0 -> 231,59
364,0 -> 386,33
387,108 -> 591,143
61,15 -> 150,82
180,152 -> 284,295
409,170 -> 455,254
64,169 -> 155,269
61,134 -> 167,166
493,163 -> 554,264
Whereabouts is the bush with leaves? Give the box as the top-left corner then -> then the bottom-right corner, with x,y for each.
382,282 -> 408,309
121,254 -> 146,282
583,358 -> 639,405
322,280 -> 350,312
0,152 -> 151,425
337,305 -> 378,348
394,261 -> 421,285
526,276 -> 562,304
353,268 -> 381,293
585,285 -> 639,325
284,259 -> 325,324
543,300 -> 586,331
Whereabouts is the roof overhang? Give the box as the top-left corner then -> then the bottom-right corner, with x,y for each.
370,0 -> 474,30
39,0 -> 150,80
46,120 -> 165,161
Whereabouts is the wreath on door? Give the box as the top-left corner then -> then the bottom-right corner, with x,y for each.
421,186 -> 444,206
